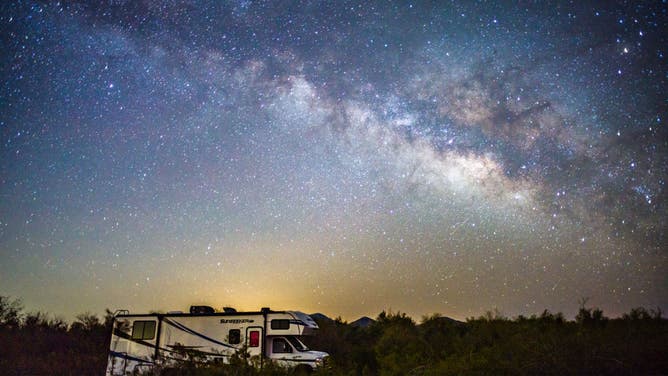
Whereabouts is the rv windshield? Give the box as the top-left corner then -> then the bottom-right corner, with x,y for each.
286,336 -> 309,352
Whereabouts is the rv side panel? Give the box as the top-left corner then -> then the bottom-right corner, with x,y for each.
158,314 -> 265,363
106,315 -> 159,375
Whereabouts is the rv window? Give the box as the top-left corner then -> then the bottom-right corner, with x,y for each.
271,319 -> 290,330
249,331 -> 260,347
272,338 -> 292,353
131,320 -> 156,340
286,336 -> 309,351
229,329 -> 241,345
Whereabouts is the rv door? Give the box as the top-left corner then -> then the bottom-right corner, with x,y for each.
245,326 -> 264,357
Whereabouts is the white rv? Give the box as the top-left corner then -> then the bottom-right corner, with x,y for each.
106,306 -> 329,375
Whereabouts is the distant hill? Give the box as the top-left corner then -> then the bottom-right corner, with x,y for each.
419,315 -> 464,326
309,313 -> 334,323
350,316 -> 375,328
310,313 -> 376,327
310,313 -> 461,328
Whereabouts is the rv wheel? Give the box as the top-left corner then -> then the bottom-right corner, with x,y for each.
159,368 -> 178,376
293,364 -> 313,375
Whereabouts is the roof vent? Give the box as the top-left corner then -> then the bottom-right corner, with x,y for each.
190,305 -> 215,314
222,307 -> 237,313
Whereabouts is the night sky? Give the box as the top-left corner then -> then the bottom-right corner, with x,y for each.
1,1 -> 666,321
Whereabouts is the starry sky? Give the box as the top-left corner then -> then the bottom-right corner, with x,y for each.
1,1 -> 666,321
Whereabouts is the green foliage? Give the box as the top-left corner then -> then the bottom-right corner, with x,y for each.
310,306 -> 667,376
622,306 -> 662,321
0,295 -> 23,328
373,311 -> 427,376
0,295 -> 111,375
0,294 -> 666,375
151,353 -> 297,376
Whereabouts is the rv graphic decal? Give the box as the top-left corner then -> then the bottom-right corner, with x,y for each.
109,350 -> 154,364
163,317 -> 237,349
220,318 -> 255,324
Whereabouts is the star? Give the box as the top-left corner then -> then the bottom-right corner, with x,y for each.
0,0 -> 665,321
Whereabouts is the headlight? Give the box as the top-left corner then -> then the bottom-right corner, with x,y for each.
315,356 -> 329,368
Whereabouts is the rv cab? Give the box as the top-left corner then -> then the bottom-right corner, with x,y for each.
268,335 -> 328,367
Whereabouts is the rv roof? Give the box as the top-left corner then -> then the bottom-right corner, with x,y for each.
114,308 -> 293,318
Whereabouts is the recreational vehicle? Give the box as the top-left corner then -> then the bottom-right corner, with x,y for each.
106,306 -> 329,375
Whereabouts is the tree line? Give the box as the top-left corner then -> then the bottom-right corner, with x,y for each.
307,306 -> 666,375
1,295 -> 666,375
0,295 -> 112,375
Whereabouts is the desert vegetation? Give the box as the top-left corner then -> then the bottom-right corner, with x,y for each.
1,295 -> 666,375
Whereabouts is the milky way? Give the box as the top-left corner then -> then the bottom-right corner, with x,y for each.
1,1 -> 666,320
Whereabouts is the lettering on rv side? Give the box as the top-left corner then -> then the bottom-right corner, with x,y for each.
220,319 -> 255,324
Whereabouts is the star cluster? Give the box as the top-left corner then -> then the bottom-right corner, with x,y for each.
1,1 -> 666,320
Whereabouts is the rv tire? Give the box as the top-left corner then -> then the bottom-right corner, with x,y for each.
159,368 -> 178,376
292,364 -> 313,375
